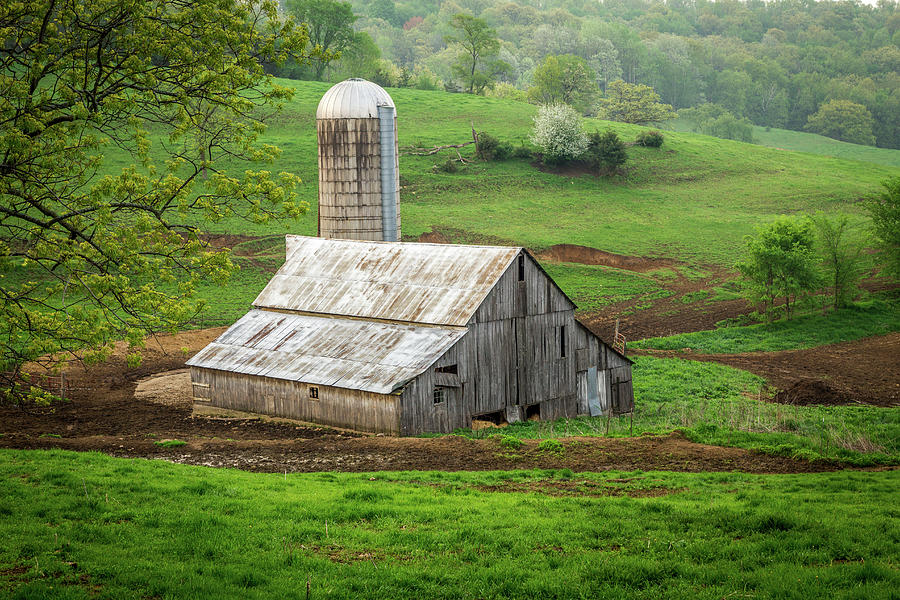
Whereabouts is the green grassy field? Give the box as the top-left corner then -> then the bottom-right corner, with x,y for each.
459,357 -> 900,466
669,118 -> 900,169
633,298 -> 900,353
2,449 -> 898,599
105,80 -> 898,268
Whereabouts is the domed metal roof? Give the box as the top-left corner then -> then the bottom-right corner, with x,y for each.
316,78 -> 395,119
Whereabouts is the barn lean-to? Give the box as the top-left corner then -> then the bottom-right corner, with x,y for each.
187,78 -> 634,435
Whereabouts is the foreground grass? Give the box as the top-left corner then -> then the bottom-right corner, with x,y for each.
1,449 -> 898,599
461,357 -> 900,466
633,298 -> 900,353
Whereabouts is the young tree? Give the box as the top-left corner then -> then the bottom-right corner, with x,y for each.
529,104 -> 589,165
736,217 -> 820,321
865,177 -> 900,280
808,213 -> 864,310
597,80 -> 677,125
445,14 -> 509,94
527,55 -> 597,114
805,100 -> 876,146
0,0 -> 314,401
285,0 -> 356,80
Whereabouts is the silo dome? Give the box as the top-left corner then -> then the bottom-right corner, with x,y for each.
316,78 -> 400,242
316,78 -> 395,119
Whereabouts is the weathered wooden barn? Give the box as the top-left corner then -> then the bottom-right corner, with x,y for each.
187,235 -> 634,435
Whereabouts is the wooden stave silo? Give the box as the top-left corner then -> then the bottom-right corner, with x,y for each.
316,79 -> 400,241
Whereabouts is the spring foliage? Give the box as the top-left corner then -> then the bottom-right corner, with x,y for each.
0,0 -> 316,399
735,217 -> 820,320
529,104 -> 588,165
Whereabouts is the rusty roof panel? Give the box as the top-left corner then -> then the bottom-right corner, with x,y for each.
252,236 -> 520,327
186,310 -> 467,394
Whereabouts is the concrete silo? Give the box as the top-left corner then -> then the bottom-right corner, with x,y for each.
316,78 -> 400,241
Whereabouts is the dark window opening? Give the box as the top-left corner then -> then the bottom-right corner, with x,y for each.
473,410 -> 505,425
560,325 -> 567,358
517,254 -> 525,281
433,387 -> 446,405
525,404 -> 541,420
309,386 -> 319,399
435,364 -> 458,375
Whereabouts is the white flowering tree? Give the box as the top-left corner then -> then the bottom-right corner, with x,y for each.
529,103 -> 589,164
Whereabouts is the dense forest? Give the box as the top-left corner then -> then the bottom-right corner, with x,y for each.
274,0 -> 900,149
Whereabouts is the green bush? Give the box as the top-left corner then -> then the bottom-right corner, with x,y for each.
476,132 -> 513,160
635,130 -> 665,147
587,129 -> 627,174
432,158 -> 460,173
491,434 -> 523,450
537,439 -> 564,455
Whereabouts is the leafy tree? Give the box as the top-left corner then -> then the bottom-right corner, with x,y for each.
589,39 -> 622,93
285,0 -> 356,80
326,32 -> 382,82
597,80 -> 677,125
804,100 -> 876,146
445,14 -> 509,94
529,103 -> 588,165
865,177 -> 900,280
808,213 -> 864,310
0,0 -> 312,400
681,104 -> 754,143
527,55 -> 597,114
736,217 -> 820,321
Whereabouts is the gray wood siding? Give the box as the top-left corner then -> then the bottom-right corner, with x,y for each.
191,367 -> 400,434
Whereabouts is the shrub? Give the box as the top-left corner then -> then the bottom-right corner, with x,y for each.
586,129 -> 627,174
635,130 -> 664,147
476,132 -> 512,160
511,143 -> 533,159
492,434 -> 523,450
529,103 -> 588,165
537,439 -> 564,455
432,158 -> 460,173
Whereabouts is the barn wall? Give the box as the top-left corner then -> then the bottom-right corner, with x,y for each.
190,367 -> 400,434
573,323 -> 635,416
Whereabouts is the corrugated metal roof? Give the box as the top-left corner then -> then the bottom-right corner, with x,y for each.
186,310 -> 466,394
253,236 -> 520,327
316,78 -> 395,119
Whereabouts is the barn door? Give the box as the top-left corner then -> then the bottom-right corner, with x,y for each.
514,316 -> 526,406
598,370 -> 609,415
587,366 -> 603,417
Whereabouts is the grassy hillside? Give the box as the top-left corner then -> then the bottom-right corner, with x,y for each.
107,79 -> 899,267
669,118 -> 900,169
2,449 -> 899,599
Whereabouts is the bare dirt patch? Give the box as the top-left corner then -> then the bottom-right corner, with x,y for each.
134,369 -> 193,408
535,244 -> 675,273
653,333 -> 900,407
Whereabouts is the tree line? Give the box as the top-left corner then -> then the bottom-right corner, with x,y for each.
273,0 -> 900,149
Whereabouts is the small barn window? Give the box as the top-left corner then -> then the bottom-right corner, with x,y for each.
433,387 -> 446,405
517,254 -> 525,281
559,325 -> 567,358
309,386 -> 319,399
435,364 -> 458,375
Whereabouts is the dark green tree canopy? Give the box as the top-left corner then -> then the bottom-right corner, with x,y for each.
804,99 -> 876,146
285,0 -> 357,79
0,0 -> 314,400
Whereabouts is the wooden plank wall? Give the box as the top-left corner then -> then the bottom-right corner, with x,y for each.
191,367 -> 400,434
